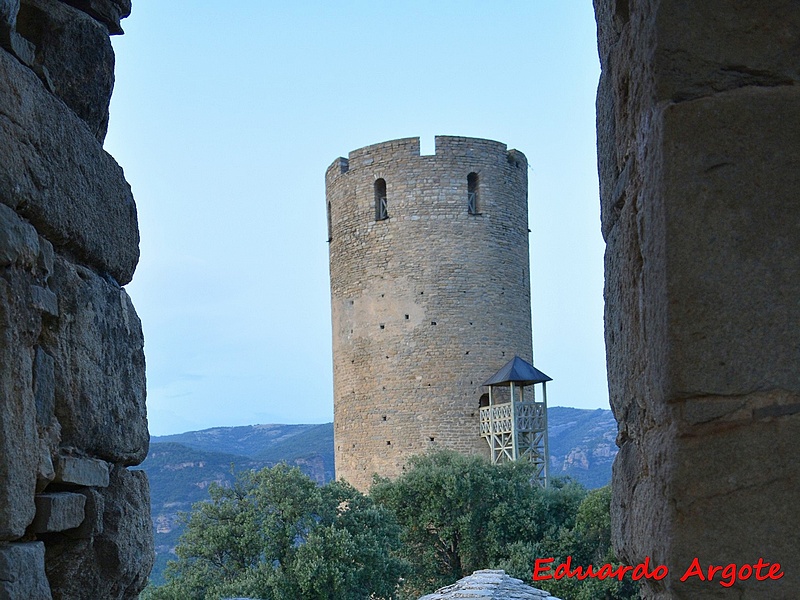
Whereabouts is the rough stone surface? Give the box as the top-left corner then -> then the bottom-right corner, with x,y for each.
0,272 -> 44,540
53,455 -> 110,487
16,0 -> 115,141
0,2 -> 36,68
0,203 -> 39,268
47,255 -> 148,465
31,492 -> 86,533
0,29 -> 34,66
327,136 -> 533,491
0,0 -> 19,28
418,570 -> 560,600
0,0 -> 150,593
30,285 -> 57,316
44,467 -> 154,600
33,346 -> 55,425
595,0 -> 800,597
59,0 -> 130,35
0,542 -> 52,599
0,210 -> 47,535
0,46 -> 139,284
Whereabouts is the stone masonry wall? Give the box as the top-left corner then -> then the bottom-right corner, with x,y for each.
0,1 -> 153,598
595,1 -> 799,597
327,136 -> 533,491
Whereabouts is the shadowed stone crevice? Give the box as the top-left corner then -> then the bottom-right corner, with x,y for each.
662,55 -> 800,104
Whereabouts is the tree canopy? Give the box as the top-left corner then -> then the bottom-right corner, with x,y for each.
143,464 -> 406,600
145,452 -> 638,600
370,450 -> 588,598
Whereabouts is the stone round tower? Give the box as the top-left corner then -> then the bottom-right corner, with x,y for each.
326,136 -> 533,491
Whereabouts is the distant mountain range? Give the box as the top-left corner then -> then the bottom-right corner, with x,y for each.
138,407 -> 617,584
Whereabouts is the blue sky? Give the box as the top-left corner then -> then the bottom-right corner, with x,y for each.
104,1 -> 605,436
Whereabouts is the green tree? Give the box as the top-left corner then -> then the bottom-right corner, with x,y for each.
143,464 -> 406,600
498,486 -> 640,600
371,450 -> 582,597
372,451 -> 638,600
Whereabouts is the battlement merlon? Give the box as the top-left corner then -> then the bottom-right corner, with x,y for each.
346,137 -> 421,168
326,157 -> 349,187
506,149 -> 528,170
327,136 -> 525,187
434,136 -> 510,160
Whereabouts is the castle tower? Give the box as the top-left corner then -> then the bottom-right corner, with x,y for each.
326,136 -> 533,491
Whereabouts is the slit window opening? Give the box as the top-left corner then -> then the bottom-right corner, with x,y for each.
326,201 -> 332,242
467,172 -> 479,214
375,178 -> 388,220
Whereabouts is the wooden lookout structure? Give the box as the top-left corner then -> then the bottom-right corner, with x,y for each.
479,356 -> 552,487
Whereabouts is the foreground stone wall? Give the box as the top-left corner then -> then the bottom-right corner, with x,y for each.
595,1 -> 799,597
0,1 -> 152,598
327,136 -> 533,491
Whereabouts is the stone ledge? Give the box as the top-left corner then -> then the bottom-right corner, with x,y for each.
53,455 -> 110,488
31,492 -> 85,533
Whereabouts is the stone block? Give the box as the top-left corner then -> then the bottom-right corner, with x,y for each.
31,492 -> 85,533
59,0 -> 130,35
63,487 -> 103,539
667,392 -> 800,597
0,29 -> 34,66
48,256 -> 148,465
53,455 -> 109,488
0,0 -> 19,28
419,569 -> 560,600
44,467 -> 153,599
0,542 -> 52,599
18,0 -> 115,140
0,277 -> 40,540
0,48 -> 139,284
30,285 -> 57,317
660,86 -> 800,400
653,0 -> 800,102
0,2 -> 32,68
0,203 -> 39,269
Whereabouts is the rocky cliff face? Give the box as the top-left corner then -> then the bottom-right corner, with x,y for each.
0,1 -> 152,598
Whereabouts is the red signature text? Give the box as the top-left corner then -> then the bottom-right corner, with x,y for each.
533,556 -> 784,588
